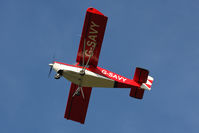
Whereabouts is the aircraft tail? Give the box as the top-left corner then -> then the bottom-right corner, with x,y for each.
140,76 -> 154,91
129,67 -> 154,99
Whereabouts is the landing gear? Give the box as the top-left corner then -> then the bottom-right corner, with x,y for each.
80,70 -> 85,76
54,70 -> 63,79
54,74 -> 61,79
72,87 -> 85,99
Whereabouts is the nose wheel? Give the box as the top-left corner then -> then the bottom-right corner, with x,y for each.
54,70 -> 63,79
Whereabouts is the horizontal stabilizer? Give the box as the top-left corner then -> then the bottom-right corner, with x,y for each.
129,87 -> 144,99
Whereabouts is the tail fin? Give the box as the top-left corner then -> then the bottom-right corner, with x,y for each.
140,76 -> 154,91
133,67 -> 149,83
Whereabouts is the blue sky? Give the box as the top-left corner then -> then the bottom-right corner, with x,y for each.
1,0 -> 199,132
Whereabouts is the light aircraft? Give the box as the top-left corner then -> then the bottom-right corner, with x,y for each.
48,7 -> 154,124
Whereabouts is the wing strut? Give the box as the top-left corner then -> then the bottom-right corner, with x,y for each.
83,44 -> 96,69
72,38 -> 96,99
82,41 -> 96,71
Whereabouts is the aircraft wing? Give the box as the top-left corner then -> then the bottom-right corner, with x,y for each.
76,8 -> 108,67
64,83 -> 92,124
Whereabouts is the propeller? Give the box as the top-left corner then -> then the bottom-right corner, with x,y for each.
48,54 -> 56,78
48,63 -> 54,78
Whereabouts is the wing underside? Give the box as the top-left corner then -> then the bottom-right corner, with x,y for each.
64,83 -> 92,124
76,8 -> 108,67
65,8 -> 107,124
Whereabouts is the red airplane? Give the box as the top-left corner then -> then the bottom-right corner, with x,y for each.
48,8 -> 154,124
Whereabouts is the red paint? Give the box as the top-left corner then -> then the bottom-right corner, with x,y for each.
148,79 -> 153,83
145,84 -> 151,88
94,67 -> 141,88
129,67 -> 149,99
133,67 -> 149,83
54,61 -> 83,69
52,8 -> 153,124
64,83 -> 92,124
76,8 -> 108,67
129,87 -> 144,99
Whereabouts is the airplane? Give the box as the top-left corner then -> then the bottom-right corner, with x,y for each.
48,7 -> 154,124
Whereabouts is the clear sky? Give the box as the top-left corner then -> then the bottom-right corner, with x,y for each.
1,0 -> 199,133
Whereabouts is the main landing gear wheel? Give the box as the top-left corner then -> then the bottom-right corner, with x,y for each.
80,70 -> 85,76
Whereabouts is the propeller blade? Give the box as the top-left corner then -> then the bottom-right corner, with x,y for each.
48,63 -> 53,78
